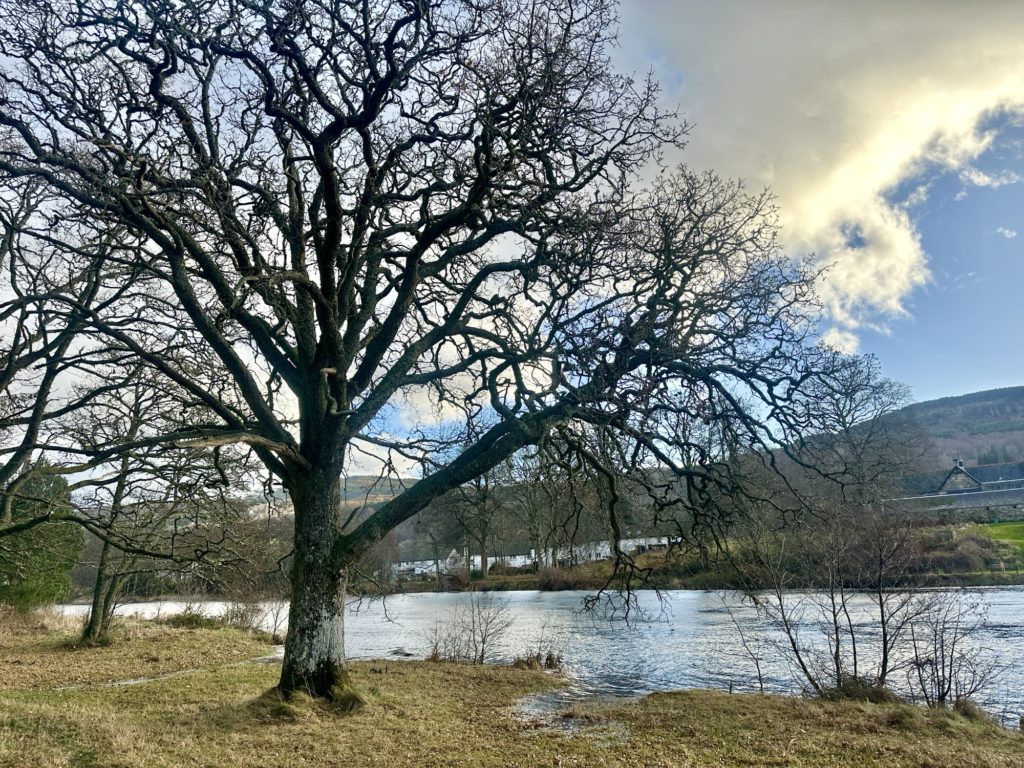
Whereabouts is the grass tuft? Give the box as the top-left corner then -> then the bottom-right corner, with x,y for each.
821,676 -> 905,705
250,688 -> 324,723
953,697 -> 997,724
328,679 -> 368,713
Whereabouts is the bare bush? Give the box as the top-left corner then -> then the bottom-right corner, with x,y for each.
733,507 -> 995,705
222,598 -> 267,634
264,601 -> 289,644
0,605 -> 82,640
425,619 -> 470,664
425,594 -> 514,665
720,593 -> 767,693
906,591 -> 999,708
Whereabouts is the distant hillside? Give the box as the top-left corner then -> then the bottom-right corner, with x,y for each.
241,390 -> 1024,505
247,474 -> 411,511
898,386 -> 1024,466
338,474 -> 412,502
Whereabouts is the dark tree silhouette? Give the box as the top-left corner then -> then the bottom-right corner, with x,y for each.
0,0 -> 841,700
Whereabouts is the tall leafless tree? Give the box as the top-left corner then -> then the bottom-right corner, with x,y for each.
0,0 -> 845,700
728,358 -> 939,697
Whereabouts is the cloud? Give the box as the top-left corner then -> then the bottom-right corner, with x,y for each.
618,1 -> 1024,340
996,226 -> 1018,239
819,327 -> 860,354
961,167 -> 1022,188
901,183 -> 932,210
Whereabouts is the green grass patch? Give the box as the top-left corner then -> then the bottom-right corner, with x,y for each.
979,521 -> 1024,544
976,522 -> 1024,560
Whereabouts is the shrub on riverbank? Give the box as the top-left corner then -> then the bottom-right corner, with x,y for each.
820,676 -> 906,705
157,604 -> 278,643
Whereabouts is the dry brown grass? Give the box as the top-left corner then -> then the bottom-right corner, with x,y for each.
0,623 -> 1021,767
0,606 -> 84,640
0,614 -> 271,691
601,690 -> 1024,768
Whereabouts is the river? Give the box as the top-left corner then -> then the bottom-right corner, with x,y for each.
59,587 -> 1024,724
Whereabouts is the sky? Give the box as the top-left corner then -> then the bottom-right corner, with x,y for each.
616,1 -> 1024,403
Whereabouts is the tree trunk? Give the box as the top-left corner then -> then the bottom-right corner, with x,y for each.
102,572 -> 125,629
533,539 -> 544,568
82,538 -> 115,643
84,450 -> 133,644
82,542 -> 127,644
877,587 -> 891,686
278,472 -> 364,708
479,539 -> 488,580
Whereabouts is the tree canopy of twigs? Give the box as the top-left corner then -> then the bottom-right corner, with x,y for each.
0,0 -> 863,699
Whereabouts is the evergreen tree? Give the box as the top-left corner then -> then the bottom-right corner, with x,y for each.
0,470 -> 83,610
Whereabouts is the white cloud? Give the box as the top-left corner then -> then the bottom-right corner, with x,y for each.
618,1 -> 1024,341
901,183 -> 932,210
996,226 -> 1018,239
819,328 -> 860,354
961,167 -> 1022,188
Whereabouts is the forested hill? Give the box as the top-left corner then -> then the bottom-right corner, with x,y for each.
899,386 -> 1024,466
249,475 -> 411,509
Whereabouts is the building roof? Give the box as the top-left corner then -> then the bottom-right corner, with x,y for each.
938,461 -> 980,493
895,486 -> 1024,511
963,461 -> 1024,484
935,458 -> 1024,495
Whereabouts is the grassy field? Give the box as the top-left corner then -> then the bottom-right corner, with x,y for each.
0,611 -> 272,691
1,619 -> 1021,767
979,522 -> 1024,557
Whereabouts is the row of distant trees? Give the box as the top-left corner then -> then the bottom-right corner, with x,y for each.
3,346 -> 925,619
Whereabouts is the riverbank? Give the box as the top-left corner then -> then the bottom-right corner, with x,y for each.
399,521 -> 1024,594
1,620 -> 1020,767
62,523 -> 1024,604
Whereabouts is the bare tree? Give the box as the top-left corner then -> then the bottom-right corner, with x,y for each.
851,506 -> 931,688
0,0 -> 846,702
906,591 -> 998,708
0,190 -> 114,522
504,447 -> 573,570
789,356 -> 931,690
425,592 -> 514,665
727,358 -> 937,698
733,517 -> 826,696
411,503 -> 463,590
447,467 -> 502,580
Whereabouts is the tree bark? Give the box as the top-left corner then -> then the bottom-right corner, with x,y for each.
82,538 -> 114,643
278,471 -> 363,708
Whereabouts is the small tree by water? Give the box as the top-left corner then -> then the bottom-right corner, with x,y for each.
425,593 -> 514,665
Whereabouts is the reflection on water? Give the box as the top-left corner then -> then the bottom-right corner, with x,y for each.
59,587 -> 1024,723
